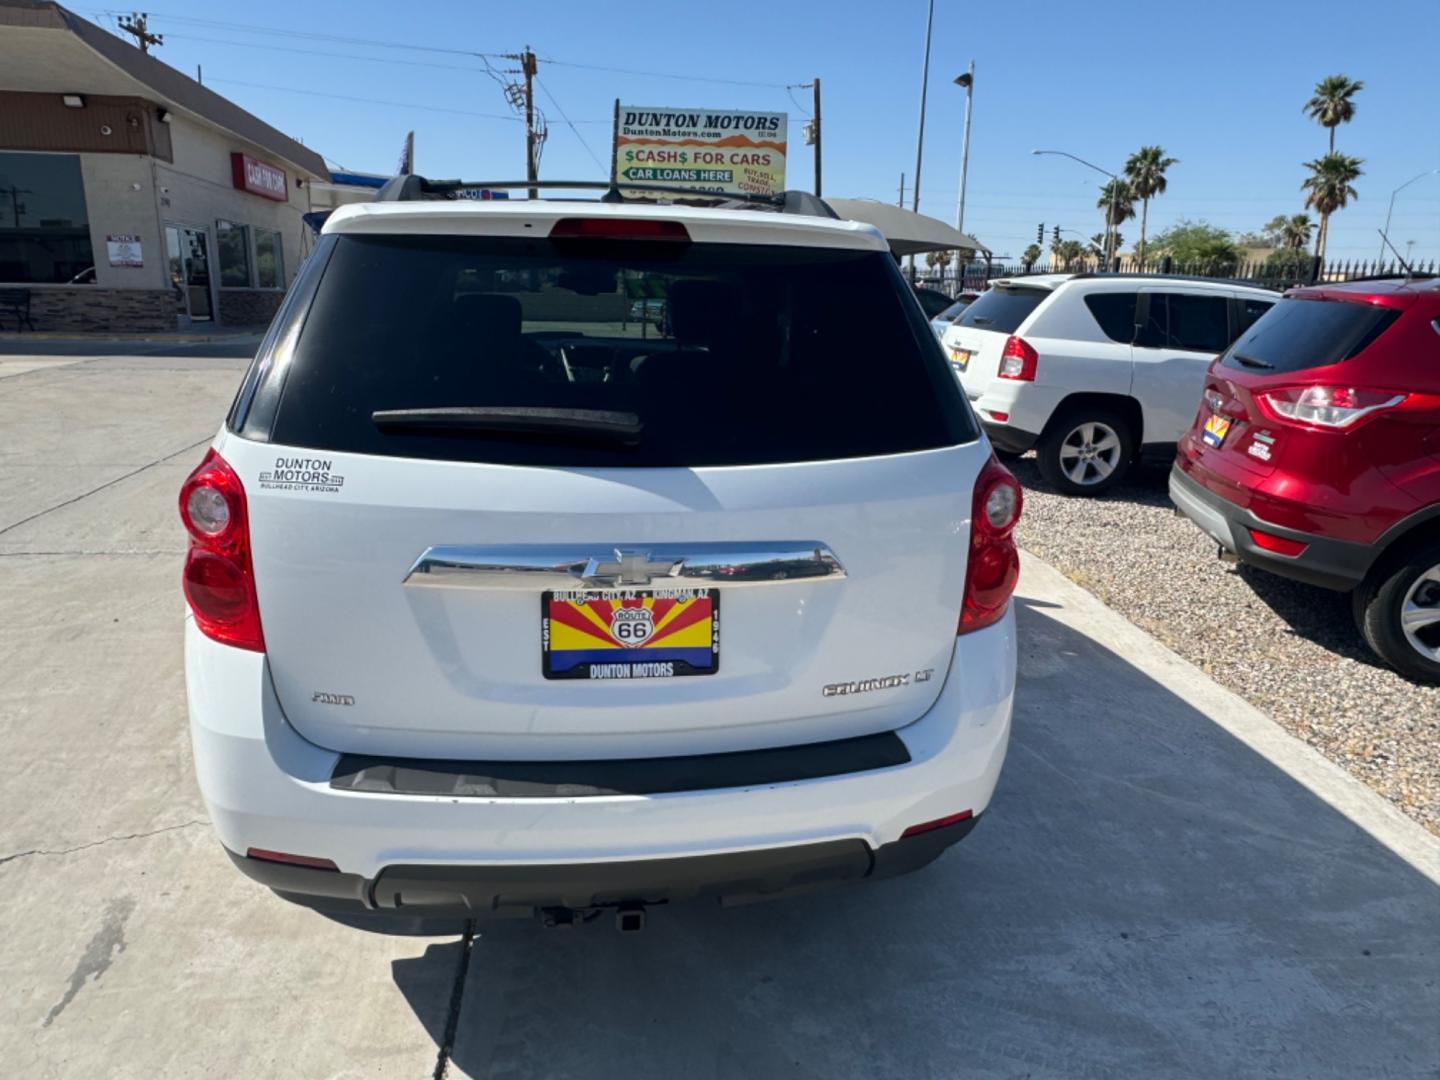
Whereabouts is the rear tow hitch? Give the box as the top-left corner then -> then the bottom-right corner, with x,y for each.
536,904 -> 650,931
615,903 -> 647,933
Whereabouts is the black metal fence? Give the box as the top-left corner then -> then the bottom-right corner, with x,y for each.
927,255 -> 1438,296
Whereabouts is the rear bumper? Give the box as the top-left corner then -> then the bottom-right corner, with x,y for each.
187,608 -> 1015,912
982,422 -> 1039,455
227,815 -> 979,917
1169,465 -> 1372,590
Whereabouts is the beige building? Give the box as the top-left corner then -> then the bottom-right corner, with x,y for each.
0,0 -> 328,331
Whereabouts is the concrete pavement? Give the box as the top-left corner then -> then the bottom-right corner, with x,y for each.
1,349 -> 1436,1079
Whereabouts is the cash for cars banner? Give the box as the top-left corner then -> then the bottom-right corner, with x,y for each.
616,107 -> 787,197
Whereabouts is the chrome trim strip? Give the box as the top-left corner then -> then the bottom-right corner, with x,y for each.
403,543 -> 847,590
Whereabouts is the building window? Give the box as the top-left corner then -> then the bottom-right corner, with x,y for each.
0,152 -> 94,284
254,228 -> 283,289
216,220 -> 250,286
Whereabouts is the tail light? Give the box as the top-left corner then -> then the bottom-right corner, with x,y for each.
246,848 -> 339,871
1257,386 -> 1406,430
179,449 -> 264,651
1248,529 -> 1307,557
901,809 -> 974,839
549,218 -> 690,241
960,453 -> 1022,635
997,336 -> 1038,381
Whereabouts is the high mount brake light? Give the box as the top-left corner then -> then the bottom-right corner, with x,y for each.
548,218 -> 691,241
179,449 -> 265,652
960,453 -> 1022,635
998,336 -> 1038,381
1257,386 -> 1407,430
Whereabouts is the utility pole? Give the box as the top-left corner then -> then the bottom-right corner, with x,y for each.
898,173 -> 907,208
952,63 -> 974,292
521,47 -> 538,199
117,12 -> 163,53
811,78 -> 822,197
909,0 -> 936,282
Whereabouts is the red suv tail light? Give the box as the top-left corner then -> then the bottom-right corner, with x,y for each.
997,336 -> 1038,381
959,453 -> 1023,635
1256,386 -> 1406,430
179,449 -> 265,652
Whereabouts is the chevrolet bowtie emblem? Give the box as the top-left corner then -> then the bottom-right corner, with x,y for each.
580,548 -> 683,587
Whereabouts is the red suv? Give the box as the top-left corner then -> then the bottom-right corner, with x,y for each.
1171,277 -> 1440,683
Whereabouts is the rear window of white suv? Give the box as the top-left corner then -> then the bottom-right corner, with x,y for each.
954,285 -> 1048,334
241,233 -> 976,468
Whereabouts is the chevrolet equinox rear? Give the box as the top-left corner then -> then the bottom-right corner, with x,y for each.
181,194 -> 1020,925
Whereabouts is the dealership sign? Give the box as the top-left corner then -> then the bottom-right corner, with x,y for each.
230,153 -> 288,202
615,107 -> 786,197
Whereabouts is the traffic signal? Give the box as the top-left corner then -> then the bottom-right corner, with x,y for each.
1036,222 -> 1044,244
1052,225 -> 1060,244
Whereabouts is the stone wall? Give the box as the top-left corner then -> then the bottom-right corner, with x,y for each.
4,286 -> 174,333
217,289 -> 283,328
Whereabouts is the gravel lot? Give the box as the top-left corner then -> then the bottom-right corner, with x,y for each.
1010,454 -> 1440,837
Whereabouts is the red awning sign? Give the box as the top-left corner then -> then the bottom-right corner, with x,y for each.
230,153 -> 288,202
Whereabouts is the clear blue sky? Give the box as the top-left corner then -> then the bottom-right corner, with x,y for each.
91,0 -> 1439,260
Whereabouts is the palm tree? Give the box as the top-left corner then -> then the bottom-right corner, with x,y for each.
1304,75 -> 1364,153
1301,154 -> 1362,260
1021,243 -> 1042,271
1124,146 -> 1178,268
1056,239 -> 1086,271
1096,179 -> 1135,267
1281,213 -> 1314,251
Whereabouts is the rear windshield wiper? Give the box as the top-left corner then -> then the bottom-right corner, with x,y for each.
372,407 -> 642,445
968,316 -> 994,326
1230,353 -> 1274,370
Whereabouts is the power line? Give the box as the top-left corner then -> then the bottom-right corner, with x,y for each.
535,75 -> 607,175
536,57 -> 789,89
154,31 -> 501,73
785,84 -> 813,118
204,77 -> 611,123
96,10 -> 795,90
91,9 -> 506,57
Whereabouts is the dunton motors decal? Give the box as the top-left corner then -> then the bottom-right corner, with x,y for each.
258,456 -> 345,494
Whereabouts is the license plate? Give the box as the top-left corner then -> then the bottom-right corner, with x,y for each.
542,589 -> 720,680
1202,412 -> 1232,448
949,347 -> 972,372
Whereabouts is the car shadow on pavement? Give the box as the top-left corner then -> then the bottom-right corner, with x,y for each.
389,598 -> 1440,1080
1232,563 -> 1388,671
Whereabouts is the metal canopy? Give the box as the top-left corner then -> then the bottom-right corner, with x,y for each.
823,198 -> 988,257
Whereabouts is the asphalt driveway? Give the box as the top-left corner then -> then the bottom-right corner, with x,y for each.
2,347 -> 1436,1079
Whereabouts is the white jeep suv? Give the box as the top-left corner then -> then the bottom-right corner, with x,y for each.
942,274 -> 1278,494
180,184 -> 1021,927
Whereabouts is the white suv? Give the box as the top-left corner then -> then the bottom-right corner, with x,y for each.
942,274 -> 1279,494
180,186 -> 1020,928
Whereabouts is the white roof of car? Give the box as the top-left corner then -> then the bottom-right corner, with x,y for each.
323,199 -> 891,252
991,273 -> 1277,297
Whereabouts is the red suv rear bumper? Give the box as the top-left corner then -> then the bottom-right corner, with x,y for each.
1169,465 -> 1375,591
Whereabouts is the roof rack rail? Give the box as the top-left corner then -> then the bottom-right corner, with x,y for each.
1321,272 -> 1437,284
1065,271 -> 1275,289
371,176 -> 837,219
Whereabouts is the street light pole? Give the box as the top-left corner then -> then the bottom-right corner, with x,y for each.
952,63 -> 974,292
1379,169 -> 1439,263
1033,149 -> 1120,270
909,0 -> 936,282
